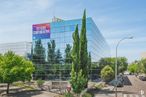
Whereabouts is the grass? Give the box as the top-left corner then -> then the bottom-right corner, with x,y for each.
94,82 -> 105,90
12,81 -> 35,90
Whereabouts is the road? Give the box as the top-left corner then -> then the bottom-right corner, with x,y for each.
119,75 -> 146,97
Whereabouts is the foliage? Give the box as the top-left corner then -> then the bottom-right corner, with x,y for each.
98,57 -> 128,74
71,24 -> 80,73
0,51 -> 35,94
70,68 -> 87,94
141,58 -> 146,74
82,93 -> 93,97
32,39 -> 46,64
36,79 -> 45,87
101,65 -> 114,82
64,92 -> 74,97
79,10 -> 89,83
128,63 -> 139,74
88,52 -> 92,75
65,44 -> 72,63
70,10 -> 90,94
128,59 -> 146,74
12,81 -> 35,90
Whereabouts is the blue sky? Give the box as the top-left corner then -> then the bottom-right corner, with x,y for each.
0,0 -> 146,62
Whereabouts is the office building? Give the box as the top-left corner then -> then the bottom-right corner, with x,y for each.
32,17 -> 110,80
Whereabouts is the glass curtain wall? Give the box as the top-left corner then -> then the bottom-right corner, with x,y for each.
32,17 -> 110,80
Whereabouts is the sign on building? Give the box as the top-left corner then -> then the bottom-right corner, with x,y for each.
32,23 -> 51,39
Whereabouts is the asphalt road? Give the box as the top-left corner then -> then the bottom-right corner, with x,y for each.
120,75 -> 146,97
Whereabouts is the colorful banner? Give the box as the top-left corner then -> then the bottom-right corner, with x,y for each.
32,23 -> 50,39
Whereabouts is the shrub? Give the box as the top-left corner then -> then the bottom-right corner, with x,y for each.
64,92 -> 74,97
36,79 -> 45,87
101,65 -> 114,82
82,93 -> 93,97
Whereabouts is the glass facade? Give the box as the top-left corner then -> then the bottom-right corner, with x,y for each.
0,42 -> 31,58
32,17 -> 110,80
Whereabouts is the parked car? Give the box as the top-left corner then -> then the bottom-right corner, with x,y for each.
138,75 -> 146,81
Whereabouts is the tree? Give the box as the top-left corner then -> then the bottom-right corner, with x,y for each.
65,44 -> 72,63
0,51 -> 35,94
79,10 -> 88,77
98,57 -> 128,74
128,63 -> 138,74
55,49 -> 62,64
88,52 -> 91,77
98,57 -> 115,70
48,40 -> 56,64
139,59 -> 146,74
32,39 -> 45,64
101,65 -> 114,82
71,25 -> 80,73
70,10 -> 90,93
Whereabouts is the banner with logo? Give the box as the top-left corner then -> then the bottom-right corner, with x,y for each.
32,23 -> 50,39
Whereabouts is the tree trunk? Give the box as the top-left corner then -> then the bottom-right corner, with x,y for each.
6,83 -> 10,94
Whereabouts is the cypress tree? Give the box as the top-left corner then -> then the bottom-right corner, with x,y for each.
79,10 -> 88,80
71,25 -> 80,73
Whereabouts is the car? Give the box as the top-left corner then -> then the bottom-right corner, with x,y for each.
138,75 -> 146,81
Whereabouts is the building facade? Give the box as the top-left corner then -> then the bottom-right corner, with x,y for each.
0,42 -> 32,58
32,17 -> 110,80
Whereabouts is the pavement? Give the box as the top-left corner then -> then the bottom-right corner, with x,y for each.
95,75 -> 146,97
120,75 -> 146,97
0,85 -> 59,97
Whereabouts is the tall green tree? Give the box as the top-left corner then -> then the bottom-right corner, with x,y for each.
70,10 -> 90,93
47,40 -> 56,64
88,52 -> 91,75
0,51 -> 35,94
71,25 -> 80,73
65,44 -> 72,63
79,10 -> 89,85
33,39 -> 45,64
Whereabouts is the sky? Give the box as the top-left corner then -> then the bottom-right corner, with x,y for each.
0,0 -> 146,62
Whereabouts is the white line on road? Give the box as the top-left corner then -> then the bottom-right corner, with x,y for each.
123,94 -> 145,97
129,94 -> 133,97
123,94 -> 127,97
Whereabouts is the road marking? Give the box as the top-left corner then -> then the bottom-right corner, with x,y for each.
123,94 -> 127,97
135,95 -> 139,97
129,94 -> 133,97
123,94 -> 144,97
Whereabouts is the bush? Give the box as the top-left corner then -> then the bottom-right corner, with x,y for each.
64,92 -> 74,97
36,79 -> 45,87
101,65 -> 114,82
82,93 -> 93,97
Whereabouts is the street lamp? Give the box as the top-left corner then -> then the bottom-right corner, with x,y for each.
115,36 -> 133,97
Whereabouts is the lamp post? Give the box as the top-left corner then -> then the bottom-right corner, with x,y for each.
115,36 -> 133,97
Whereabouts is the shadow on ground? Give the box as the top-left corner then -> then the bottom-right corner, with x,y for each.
123,76 -> 132,85
1,90 -> 43,97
